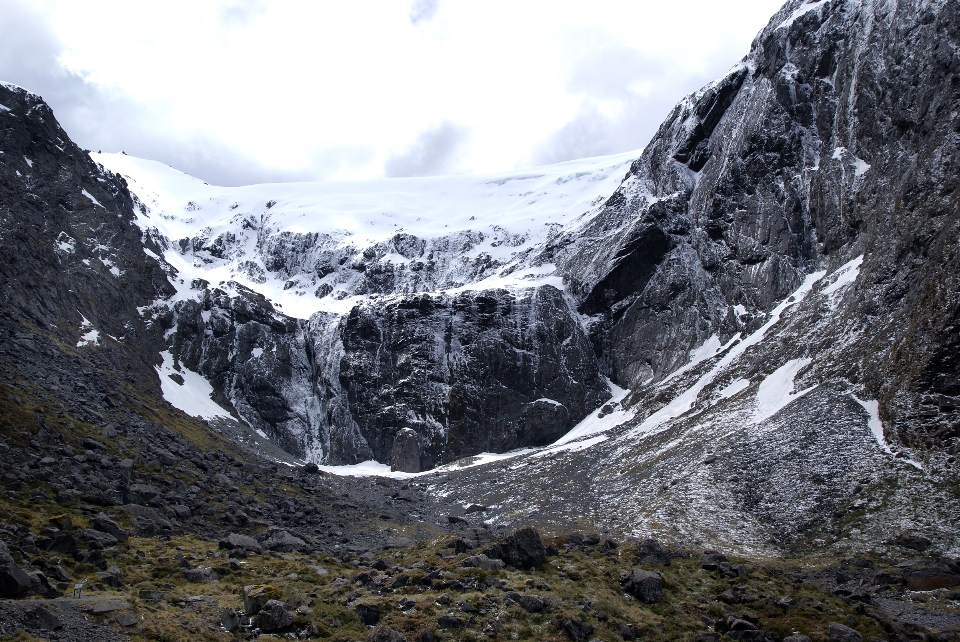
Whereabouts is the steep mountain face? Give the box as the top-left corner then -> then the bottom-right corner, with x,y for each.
543,0 -> 960,456
0,82 -> 172,398
92,151 -> 628,468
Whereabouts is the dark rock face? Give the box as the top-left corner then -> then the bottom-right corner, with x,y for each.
336,287 -> 606,467
390,428 -> 421,473
543,0 -> 960,459
162,260 -> 605,469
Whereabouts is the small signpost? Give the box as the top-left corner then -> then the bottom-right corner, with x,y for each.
72,582 -> 84,598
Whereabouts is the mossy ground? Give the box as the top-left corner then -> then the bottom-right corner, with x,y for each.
1,484 -> 929,642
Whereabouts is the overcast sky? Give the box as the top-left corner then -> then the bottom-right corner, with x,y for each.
1,0 -> 786,186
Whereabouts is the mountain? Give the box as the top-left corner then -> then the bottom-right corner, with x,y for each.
2,0 -> 959,555
3,0 -> 960,639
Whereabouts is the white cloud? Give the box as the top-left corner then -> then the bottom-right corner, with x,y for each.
1,0 -> 787,184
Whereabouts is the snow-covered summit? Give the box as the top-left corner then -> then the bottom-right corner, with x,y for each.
93,151 -> 637,319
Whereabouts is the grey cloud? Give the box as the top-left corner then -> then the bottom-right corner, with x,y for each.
0,0 -> 364,186
532,37 -> 746,165
383,121 -> 468,178
220,0 -> 268,28
409,0 -> 440,25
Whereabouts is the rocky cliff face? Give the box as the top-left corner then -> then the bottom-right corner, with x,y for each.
543,0 -> 960,457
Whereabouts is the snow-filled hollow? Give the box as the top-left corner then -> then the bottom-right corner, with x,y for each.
155,350 -> 233,421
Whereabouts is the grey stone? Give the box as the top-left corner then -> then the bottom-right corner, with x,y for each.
182,568 -> 216,582
219,532 -> 263,554
221,607 -> 240,632
828,623 -> 863,642
483,526 -> 546,569
460,554 -> 505,571
256,599 -> 292,632
622,568 -> 663,604
93,513 -> 129,542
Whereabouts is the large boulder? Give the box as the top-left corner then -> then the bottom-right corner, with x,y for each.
264,530 -> 308,552
353,602 -> 380,625
0,542 -> 33,598
622,568 -> 663,603
828,623 -> 862,642
93,513 -> 130,542
219,532 -> 263,554
77,529 -> 118,550
256,599 -> 292,632
483,527 -> 546,569
460,554 -> 504,572
243,584 -> 281,615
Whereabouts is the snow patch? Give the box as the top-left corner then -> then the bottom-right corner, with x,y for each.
251,347 -> 264,358
753,358 -> 816,423
0,103 -> 10,112
553,378 -> 630,445
630,269 -> 827,437
849,394 -> 923,470
718,378 -> 751,399
663,334 -> 733,384
155,350 -> 233,420
76,314 -> 100,347
81,189 -> 104,208
820,255 -> 863,308
23,156 -> 32,167
56,233 -> 76,254
777,0 -> 828,30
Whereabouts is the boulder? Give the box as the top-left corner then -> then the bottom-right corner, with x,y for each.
0,558 -> 33,597
700,550 -> 728,570
460,554 -> 505,571
453,527 -> 492,553
827,623 -> 862,642
483,527 -> 546,569
243,584 -> 281,615
504,591 -> 545,612
47,533 -> 79,555
256,599 -> 292,632
354,602 -> 380,625
219,532 -> 263,554
303,462 -> 320,474
903,567 -> 960,591
369,626 -> 408,642
896,534 -> 931,551
636,538 -> 671,565
783,636 -> 811,642
221,607 -> 240,632
622,568 -> 663,603
390,428 -> 421,473
264,530 -> 308,552
562,617 -> 594,642
26,605 -> 63,631
93,513 -> 130,542
77,529 -> 118,550
183,568 -> 216,582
